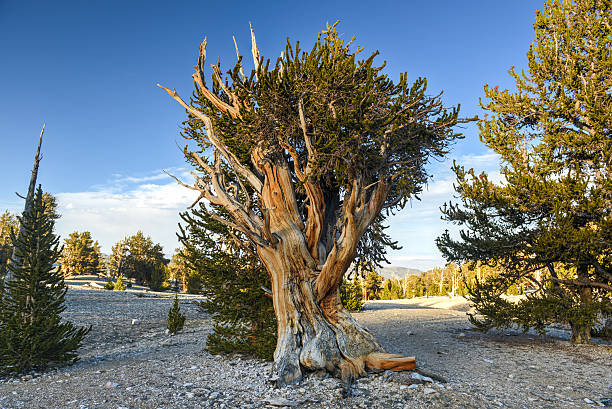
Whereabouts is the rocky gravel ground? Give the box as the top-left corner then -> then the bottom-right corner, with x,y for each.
0,284 -> 610,409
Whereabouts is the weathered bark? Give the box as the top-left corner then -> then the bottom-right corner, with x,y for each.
259,243 -> 415,385
253,148 -> 414,385
161,32 -> 419,386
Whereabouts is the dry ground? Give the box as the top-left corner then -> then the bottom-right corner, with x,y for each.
0,279 -> 609,409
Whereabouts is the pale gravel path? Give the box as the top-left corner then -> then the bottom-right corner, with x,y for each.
0,288 -> 610,409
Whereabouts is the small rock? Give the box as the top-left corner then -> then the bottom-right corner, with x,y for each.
382,370 -> 396,382
131,319 -> 139,325
457,332 -> 466,338
408,384 -> 419,389
185,392 -> 195,399
209,391 -> 220,399
265,397 -> 299,407
104,381 -> 119,388
584,398 -> 595,404
483,359 -> 494,363
411,372 -> 434,383
183,382 -> 194,387
164,329 -> 170,335
508,374 -> 514,379
400,385 -> 407,390
423,387 -> 437,395
21,375 -> 33,381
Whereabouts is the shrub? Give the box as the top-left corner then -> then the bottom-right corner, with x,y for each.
167,294 -> 185,334
104,279 -> 114,290
114,273 -> 126,291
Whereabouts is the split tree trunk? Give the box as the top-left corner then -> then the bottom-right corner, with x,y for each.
259,244 -> 415,386
254,154 -> 415,386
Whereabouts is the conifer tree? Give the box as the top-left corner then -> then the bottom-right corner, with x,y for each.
114,273 -> 126,291
178,207 -> 277,360
0,212 -> 19,279
109,232 -> 167,290
437,0 -> 611,343
162,22 -> 467,384
0,187 -> 90,374
340,277 -> 364,311
167,294 -> 186,334
60,231 -> 103,277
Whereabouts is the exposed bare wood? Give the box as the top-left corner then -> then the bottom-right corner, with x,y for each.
158,84 -> 263,193
250,23 -> 260,78
232,36 -> 246,80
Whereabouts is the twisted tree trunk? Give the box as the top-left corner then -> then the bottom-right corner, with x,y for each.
255,152 -> 414,385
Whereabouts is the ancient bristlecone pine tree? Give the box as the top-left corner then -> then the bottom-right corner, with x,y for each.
160,23 -> 466,385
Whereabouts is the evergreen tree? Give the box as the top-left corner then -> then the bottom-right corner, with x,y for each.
437,0 -> 611,343
167,294 -> 186,334
114,273 -> 126,291
178,207 -> 277,360
60,231 -> 103,277
0,187 -> 90,374
362,268 -> 384,301
340,277 -> 364,311
110,232 -> 167,290
167,248 -> 202,293
0,212 -> 19,279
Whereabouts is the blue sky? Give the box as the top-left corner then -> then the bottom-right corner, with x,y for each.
0,1 -> 540,270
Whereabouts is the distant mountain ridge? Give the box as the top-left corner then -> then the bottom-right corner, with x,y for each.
377,266 -> 421,280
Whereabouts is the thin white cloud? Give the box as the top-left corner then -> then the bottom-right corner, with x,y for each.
54,171 -> 199,256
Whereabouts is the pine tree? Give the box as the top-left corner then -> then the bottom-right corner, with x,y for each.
0,187 -> 90,375
109,232 -> 167,290
161,22 -> 466,383
60,231 -> 103,277
0,212 -> 19,280
114,273 -> 126,291
340,277 -> 364,312
178,207 -> 277,360
167,294 -> 185,334
437,0 -> 611,343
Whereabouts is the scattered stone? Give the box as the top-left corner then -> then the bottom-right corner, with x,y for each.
411,372 -> 433,383
185,392 -> 194,399
457,332 -> 466,338
104,381 -> 119,388
131,319 -> 139,325
584,398 -> 595,404
21,375 -> 33,381
423,387 -> 437,395
209,391 -> 220,399
483,359 -> 494,364
381,370 -> 396,382
265,397 -> 299,407
408,384 -> 419,389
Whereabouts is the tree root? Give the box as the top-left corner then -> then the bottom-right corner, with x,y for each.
364,352 -> 417,371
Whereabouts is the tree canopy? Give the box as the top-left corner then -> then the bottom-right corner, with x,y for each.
437,0 -> 611,343
162,22 -> 468,385
60,231 -> 104,277
0,187 -> 90,374
109,231 -> 167,290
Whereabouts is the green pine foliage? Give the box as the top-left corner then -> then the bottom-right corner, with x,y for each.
437,0 -> 612,343
104,279 -> 114,290
0,211 -> 19,280
114,273 -> 126,291
340,278 -> 364,311
109,232 -> 168,291
0,186 -> 90,375
60,231 -> 104,277
178,208 -> 277,360
167,294 -> 186,334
